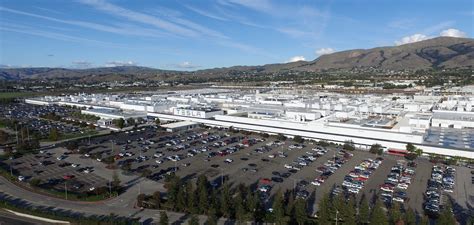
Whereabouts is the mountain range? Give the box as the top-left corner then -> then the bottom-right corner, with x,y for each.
1,36 -> 472,81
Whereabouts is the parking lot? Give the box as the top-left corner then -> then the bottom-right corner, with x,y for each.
4,124 -> 473,218
0,103 -> 97,141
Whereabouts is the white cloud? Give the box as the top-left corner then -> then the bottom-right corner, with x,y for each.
104,61 -> 137,67
285,56 -> 306,63
315,48 -> 335,56
167,61 -> 201,69
440,28 -> 467,38
394,34 -> 429,45
78,0 -> 199,38
71,60 -> 94,69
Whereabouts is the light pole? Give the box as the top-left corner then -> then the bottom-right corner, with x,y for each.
65,181 -> 68,200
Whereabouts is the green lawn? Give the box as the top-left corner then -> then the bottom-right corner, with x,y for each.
0,92 -> 37,99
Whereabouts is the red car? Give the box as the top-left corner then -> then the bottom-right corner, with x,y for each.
63,175 -> 75,180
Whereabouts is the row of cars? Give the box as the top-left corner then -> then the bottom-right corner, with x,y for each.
424,165 -> 456,215
342,158 -> 383,194
379,160 -> 416,204
311,149 -> 352,186
284,147 -> 328,173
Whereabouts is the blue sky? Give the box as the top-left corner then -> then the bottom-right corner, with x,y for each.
0,0 -> 472,70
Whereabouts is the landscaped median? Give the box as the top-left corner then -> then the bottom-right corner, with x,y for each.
0,194 -> 140,225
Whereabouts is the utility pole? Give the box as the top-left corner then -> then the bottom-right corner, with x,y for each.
15,124 -> 18,145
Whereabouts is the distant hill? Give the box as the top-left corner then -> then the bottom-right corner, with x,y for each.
1,36 -> 472,81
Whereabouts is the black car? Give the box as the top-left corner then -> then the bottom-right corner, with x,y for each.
271,177 -> 284,183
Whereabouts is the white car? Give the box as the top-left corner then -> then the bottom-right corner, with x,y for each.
397,183 -> 409,189
96,158 -> 102,162
284,164 -> 293,169
393,197 -> 404,203
156,160 -> 164,164
84,153 -> 90,157
84,169 -> 92,174
18,176 -> 25,182
71,164 -> 79,168
89,187 -> 95,191
224,158 -> 233,163
311,181 -> 322,186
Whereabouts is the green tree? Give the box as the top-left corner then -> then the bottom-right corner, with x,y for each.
272,190 -> 289,225
113,118 -> 125,130
159,211 -> 169,225
389,202 -> 403,225
176,185 -> 187,212
186,182 -> 197,214
370,201 -> 388,225
344,196 -> 357,225
277,133 -> 287,141
438,202 -> 456,225
406,143 -> 416,152
29,178 -> 41,187
404,207 -> 416,225
152,191 -> 162,209
206,207 -> 218,225
293,135 -> 304,143
137,194 -> 146,208
234,192 -> 248,224
343,140 -> 355,151
420,215 -> 429,225
220,184 -> 233,218
188,214 -> 199,225
293,198 -> 307,225
155,118 -> 161,126
48,127 -> 60,141
318,195 -> 332,225
415,148 -> 423,156
369,144 -> 383,155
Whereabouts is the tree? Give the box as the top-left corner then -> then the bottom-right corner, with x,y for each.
220,184 -> 233,218
404,207 -> 416,225
126,118 -> 136,126
29,178 -> 41,187
155,118 -> 161,126
137,194 -> 146,208
318,194 -> 332,225
234,192 -> 248,224
186,182 -> 197,214
344,196 -> 357,225
159,211 -> 169,225
152,191 -> 162,209
415,148 -> 423,156
358,198 -> 370,225
111,170 -> 121,192
369,144 -> 383,155
188,214 -> 199,225
48,127 -> 60,141
277,133 -> 287,141
343,140 -> 355,151
406,143 -> 416,152
206,207 -> 218,225
113,118 -> 125,130
370,201 -> 388,225
438,202 -> 456,225
272,190 -> 289,225
389,202 -> 403,225
293,198 -> 307,225
419,216 -> 429,225
293,135 -> 304,143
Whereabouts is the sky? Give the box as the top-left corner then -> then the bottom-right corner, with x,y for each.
0,0 -> 472,70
